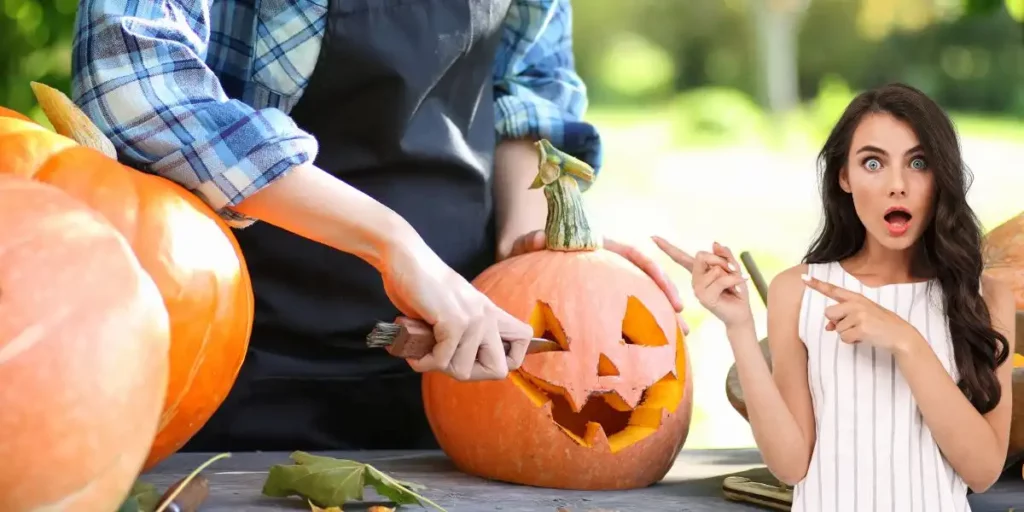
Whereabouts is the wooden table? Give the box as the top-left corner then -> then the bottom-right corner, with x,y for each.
143,449 -> 1024,511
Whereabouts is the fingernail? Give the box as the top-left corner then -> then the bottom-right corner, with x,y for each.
729,262 -> 739,272
800,273 -> 810,282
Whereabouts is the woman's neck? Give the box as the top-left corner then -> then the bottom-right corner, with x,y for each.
841,236 -> 929,285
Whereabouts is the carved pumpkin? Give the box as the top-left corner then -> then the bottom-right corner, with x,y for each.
422,140 -> 693,490
0,88 -> 254,470
983,210 -> 1024,464
0,175 -> 169,511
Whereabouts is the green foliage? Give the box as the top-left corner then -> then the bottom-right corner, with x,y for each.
1,0 -> 1020,124
597,32 -> 676,102
571,0 -> 1023,116
669,87 -> 769,148
1,0 -> 76,124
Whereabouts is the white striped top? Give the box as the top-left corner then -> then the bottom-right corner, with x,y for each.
792,261 -> 971,512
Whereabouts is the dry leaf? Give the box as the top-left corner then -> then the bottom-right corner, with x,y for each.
29,81 -> 118,159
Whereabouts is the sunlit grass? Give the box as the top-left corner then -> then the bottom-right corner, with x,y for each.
581,102 -> 1024,449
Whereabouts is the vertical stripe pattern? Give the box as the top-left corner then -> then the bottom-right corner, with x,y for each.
791,262 -> 970,512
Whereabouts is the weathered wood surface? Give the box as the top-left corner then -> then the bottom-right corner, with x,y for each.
142,449 -> 1024,511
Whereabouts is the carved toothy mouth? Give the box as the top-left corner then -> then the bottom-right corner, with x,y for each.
507,299 -> 688,453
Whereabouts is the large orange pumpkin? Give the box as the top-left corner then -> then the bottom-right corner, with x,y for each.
0,86 -> 254,470
984,210 -> 1024,463
0,175 -> 170,511
422,140 -> 693,490
0,105 -> 31,122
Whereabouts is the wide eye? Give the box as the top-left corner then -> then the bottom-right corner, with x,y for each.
863,157 -> 882,171
910,157 -> 927,170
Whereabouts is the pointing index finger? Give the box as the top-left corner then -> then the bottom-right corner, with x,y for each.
801,273 -> 856,302
651,236 -> 694,272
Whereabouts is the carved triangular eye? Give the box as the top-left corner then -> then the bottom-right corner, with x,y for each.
621,296 -> 668,346
597,353 -> 620,376
528,300 -> 568,351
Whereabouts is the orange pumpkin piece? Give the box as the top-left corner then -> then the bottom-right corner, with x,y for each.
0,175 -> 170,511
422,140 -> 693,490
0,105 -> 31,122
0,85 -> 254,470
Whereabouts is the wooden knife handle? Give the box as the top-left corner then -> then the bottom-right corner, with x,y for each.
385,317 -> 511,359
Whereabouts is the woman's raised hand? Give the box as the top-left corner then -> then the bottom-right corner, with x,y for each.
652,237 -> 754,329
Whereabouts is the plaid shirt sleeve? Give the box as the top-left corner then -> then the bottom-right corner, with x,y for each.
494,0 -> 602,172
71,0 -> 319,227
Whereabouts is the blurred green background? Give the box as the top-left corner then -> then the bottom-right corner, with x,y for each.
3,0 -> 1021,450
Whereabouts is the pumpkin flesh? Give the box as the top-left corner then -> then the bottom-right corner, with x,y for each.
0,109 -> 254,470
0,175 -> 169,510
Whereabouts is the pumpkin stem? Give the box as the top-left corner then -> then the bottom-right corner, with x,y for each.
530,139 -> 599,251
29,81 -> 118,160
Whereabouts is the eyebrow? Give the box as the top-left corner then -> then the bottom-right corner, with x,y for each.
855,144 -> 924,156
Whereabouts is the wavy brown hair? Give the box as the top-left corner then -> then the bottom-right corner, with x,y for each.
803,82 -> 1009,414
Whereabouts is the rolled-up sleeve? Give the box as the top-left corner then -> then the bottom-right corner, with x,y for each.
71,0 -> 318,227
493,0 -> 602,172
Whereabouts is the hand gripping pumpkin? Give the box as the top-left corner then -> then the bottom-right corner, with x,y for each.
981,210 -> 1024,464
0,175 -> 170,511
0,85 -> 254,470
422,140 -> 693,490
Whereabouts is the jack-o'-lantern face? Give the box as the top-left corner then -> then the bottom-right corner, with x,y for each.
474,250 -> 688,453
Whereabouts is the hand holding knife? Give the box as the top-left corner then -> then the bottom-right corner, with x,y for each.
366,316 -> 561,359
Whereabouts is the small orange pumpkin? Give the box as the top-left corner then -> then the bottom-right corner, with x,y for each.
422,140 -> 692,490
0,175 -> 170,510
0,87 -> 254,470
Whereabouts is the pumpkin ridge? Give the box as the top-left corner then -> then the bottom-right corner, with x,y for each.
39,449 -> 128,510
156,289 -> 216,431
0,175 -> 169,510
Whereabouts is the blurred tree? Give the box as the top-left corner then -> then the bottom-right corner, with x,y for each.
748,0 -> 811,113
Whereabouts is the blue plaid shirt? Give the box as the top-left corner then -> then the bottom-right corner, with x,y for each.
71,0 -> 601,227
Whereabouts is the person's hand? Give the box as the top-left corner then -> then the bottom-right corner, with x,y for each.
651,237 -> 754,329
380,236 -> 534,381
503,230 -> 689,334
801,274 -> 923,353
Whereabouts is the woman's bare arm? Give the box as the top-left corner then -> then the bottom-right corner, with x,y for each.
895,274 -> 1016,492
731,264 -> 818,485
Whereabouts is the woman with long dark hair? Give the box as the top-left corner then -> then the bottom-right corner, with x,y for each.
655,83 -> 1016,510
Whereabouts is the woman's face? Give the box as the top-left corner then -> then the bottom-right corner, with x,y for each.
839,112 -> 936,252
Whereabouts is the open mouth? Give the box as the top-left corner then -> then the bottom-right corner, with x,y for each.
884,206 -> 913,235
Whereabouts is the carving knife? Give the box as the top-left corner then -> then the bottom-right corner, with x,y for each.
366,316 -> 561,359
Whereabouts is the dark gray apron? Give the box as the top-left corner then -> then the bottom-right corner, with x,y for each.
184,0 -> 511,452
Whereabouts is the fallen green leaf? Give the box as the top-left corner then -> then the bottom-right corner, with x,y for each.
262,451 -> 446,511
116,481 -> 160,512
